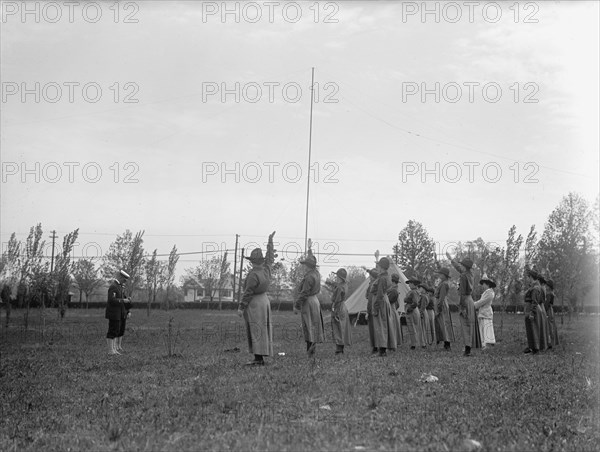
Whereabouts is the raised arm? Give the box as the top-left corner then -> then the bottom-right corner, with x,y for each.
265,231 -> 276,271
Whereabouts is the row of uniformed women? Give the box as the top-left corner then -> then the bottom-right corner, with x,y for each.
237,246 -> 546,365
523,268 -> 560,354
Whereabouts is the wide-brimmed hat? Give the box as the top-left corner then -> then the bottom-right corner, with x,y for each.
545,279 -> 554,290
299,254 -> 317,268
377,257 -> 390,270
335,268 -> 347,281
479,274 -> 497,288
527,268 -> 542,281
391,273 -> 400,283
435,268 -> 450,278
460,258 -> 474,270
244,248 -> 265,264
406,276 -> 421,285
119,270 -> 130,279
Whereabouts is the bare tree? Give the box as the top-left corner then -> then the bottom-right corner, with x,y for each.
145,249 -> 161,315
72,258 -> 103,309
164,245 -> 180,310
53,229 -> 79,319
102,229 -> 145,299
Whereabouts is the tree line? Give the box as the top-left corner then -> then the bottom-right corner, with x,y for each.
1,192 -> 598,325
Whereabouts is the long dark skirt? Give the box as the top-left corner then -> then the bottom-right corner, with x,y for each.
301,295 -> 324,343
243,292 -> 273,356
406,308 -> 423,347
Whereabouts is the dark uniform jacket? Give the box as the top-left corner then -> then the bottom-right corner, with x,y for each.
240,265 -> 271,311
294,269 -> 321,310
105,280 -> 130,320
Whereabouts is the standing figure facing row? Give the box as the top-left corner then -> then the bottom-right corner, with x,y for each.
105,270 -> 132,355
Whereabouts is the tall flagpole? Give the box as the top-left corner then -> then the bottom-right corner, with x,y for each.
304,67 -> 315,254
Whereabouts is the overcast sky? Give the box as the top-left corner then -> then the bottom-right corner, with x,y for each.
1,1 -> 598,277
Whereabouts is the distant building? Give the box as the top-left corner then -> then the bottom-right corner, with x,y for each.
182,276 -> 234,302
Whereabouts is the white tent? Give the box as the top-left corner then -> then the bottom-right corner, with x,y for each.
345,257 -> 411,316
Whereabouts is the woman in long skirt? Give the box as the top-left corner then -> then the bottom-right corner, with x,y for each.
523,268 -> 545,354
237,248 -> 273,365
371,258 -> 396,356
447,253 -> 481,356
425,285 -> 437,345
434,268 -> 454,350
544,279 -> 559,348
330,268 -> 352,354
294,252 -> 324,356
418,284 -> 432,346
366,269 -> 379,354
474,275 -> 496,349
387,273 -> 403,347
537,275 -> 549,351
404,277 -> 423,349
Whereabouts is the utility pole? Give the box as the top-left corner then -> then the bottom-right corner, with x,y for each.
233,234 -> 239,303
49,230 -> 58,273
237,248 -> 244,304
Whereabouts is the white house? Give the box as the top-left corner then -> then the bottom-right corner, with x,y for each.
182,276 -> 235,302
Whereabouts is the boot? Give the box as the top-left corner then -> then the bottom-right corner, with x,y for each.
463,346 -> 471,356
308,342 -> 316,356
444,341 -> 451,350
107,338 -> 119,355
335,345 -> 344,355
378,347 -> 387,357
116,337 -> 124,353
245,354 -> 265,366
112,339 -> 121,355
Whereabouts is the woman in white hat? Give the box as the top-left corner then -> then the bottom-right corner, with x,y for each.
474,275 -> 496,349
329,268 -> 352,354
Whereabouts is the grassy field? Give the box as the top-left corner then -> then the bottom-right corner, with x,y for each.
1,308 -> 599,451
